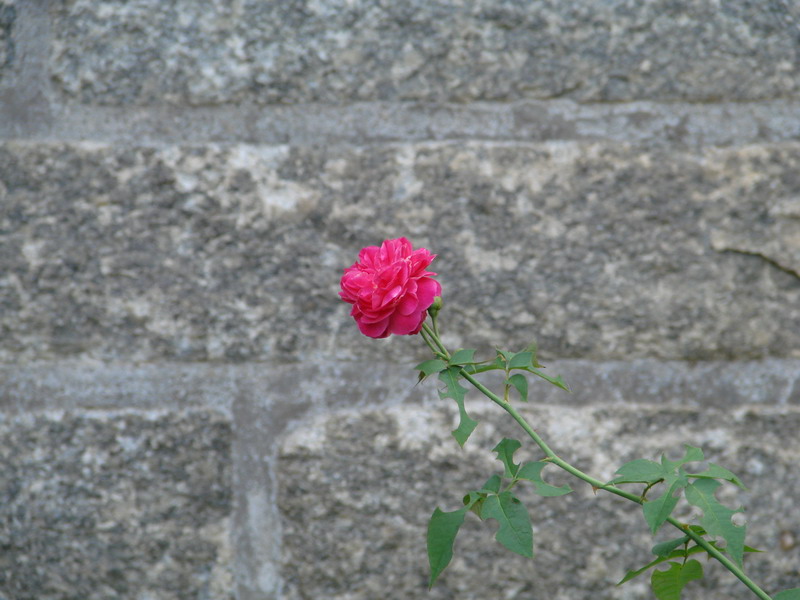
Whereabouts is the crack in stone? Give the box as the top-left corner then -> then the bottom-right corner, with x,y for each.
714,246 -> 800,281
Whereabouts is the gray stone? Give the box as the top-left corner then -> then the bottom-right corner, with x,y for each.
1,360 -> 798,598
0,2 -> 13,81
0,362 -> 241,414
0,409 -> 233,600
0,1 -> 53,141
1,141 -> 799,364
10,99 -> 800,147
277,401 -> 800,600
49,0 -> 800,106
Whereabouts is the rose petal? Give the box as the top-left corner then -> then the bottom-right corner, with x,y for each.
340,237 -> 441,338
388,310 -> 424,335
415,277 -> 442,310
359,318 -> 390,338
398,293 -> 419,316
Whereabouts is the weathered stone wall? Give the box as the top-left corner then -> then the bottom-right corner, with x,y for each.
1,1 -> 799,599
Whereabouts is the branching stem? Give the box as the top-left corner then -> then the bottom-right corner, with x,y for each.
420,321 -> 773,600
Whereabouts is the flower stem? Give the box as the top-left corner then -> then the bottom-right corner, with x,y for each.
419,327 -> 447,360
422,327 -> 773,600
421,322 -> 450,360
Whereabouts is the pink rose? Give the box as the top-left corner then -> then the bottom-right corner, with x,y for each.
340,237 -> 442,338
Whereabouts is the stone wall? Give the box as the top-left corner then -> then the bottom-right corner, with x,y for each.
1,1 -> 799,599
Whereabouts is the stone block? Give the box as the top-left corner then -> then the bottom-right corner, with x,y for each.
277,401 -> 800,599
1,141 -> 799,363
0,409 -> 233,600
49,0 -> 800,106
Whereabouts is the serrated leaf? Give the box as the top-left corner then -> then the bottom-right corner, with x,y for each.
505,373 -> 529,402
652,535 -> 690,557
774,589 -> 800,600
611,459 -> 667,484
689,462 -> 746,489
526,367 -> 570,391
614,447 -> 707,486
618,546 -> 708,585
438,367 -> 477,447
661,445 -> 704,472
684,479 -> 746,567
427,505 -> 468,587
480,474 -> 502,494
496,349 -> 514,364
523,340 -> 543,367
643,474 -> 688,533
650,560 -> 703,600
643,489 -> 680,534
492,438 -> 522,478
509,351 -> 533,369
462,490 -> 486,516
462,355 -> 505,374
449,348 -> 477,366
428,491 -> 484,587
481,492 -> 533,558
517,461 -> 572,496
415,359 -> 447,377
620,540 -> 760,587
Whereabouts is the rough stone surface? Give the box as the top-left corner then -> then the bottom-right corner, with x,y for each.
8,99 -> 800,147
0,409 -> 233,600
1,141 -> 799,364
3,3 -> 800,599
49,0 -> 800,106
0,2 -> 13,82
0,362 -> 240,413
277,402 -> 800,600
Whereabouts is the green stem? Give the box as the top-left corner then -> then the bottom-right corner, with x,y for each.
421,322 -> 450,360
459,369 -> 642,504
423,328 -> 773,600
419,327 -> 447,360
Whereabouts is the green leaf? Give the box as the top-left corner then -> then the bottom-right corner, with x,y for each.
525,367 -> 570,391
661,445 -> 704,472
652,535 -> 690,557
427,505 -> 468,587
774,589 -> 800,600
689,462 -> 746,489
643,479 -> 685,534
619,546 -> 706,585
508,351 -> 533,369
505,373 -> 528,402
496,349 -> 514,364
449,348 -> 477,366
523,340 -> 543,367
415,359 -> 447,377
614,446 -> 707,486
461,355 -> 505,374
481,492 -> 533,558
613,447 -> 709,533
438,367 -> 477,447
686,524 -> 706,536
480,474 -> 502,494
684,478 -> 746,567
492,438 -> 522,478
611,459 -> 667,484
650,560 -> 703,600
428,492 -> 484,587
463,489 -> 487,516
619,540 -> 761,587
642,487 -> 678,533
517,461 -> 572,496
